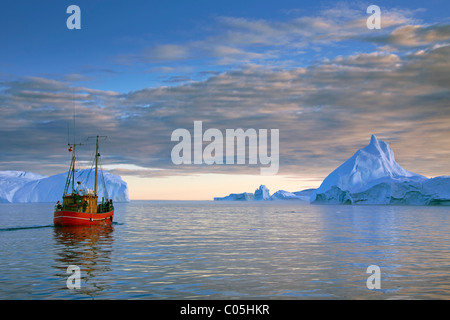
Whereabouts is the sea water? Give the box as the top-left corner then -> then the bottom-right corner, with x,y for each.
0,201 -> 450,299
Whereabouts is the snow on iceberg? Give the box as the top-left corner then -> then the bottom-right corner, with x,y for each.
311,135 -> 450,205
0,169 -> 129,203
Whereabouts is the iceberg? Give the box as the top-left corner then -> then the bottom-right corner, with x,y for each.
293,189 -> 316,201
214,184 -> 312,202
214,192 -> 254,201
269,190 -> 303,200
214,184 -> 270,201
269,189 -> 315,201
0,169 -> 129,203
254,185 -> 270,200
0,171 -> 47,203
311,135 -> 450,205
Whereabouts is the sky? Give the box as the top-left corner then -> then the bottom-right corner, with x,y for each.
0,0 -> 449,200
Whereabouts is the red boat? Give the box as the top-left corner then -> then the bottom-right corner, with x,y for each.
54,135 -> 114,226
53,199 -> 114,226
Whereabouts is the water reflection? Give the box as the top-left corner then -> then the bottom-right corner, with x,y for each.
52,225 -> 114,298
2,202 -> 448,299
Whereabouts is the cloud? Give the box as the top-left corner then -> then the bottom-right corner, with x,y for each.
143,44 -> 191,62
114,4 -> 419,69
389,24 -> 450,46
361,23 -> 450,49
2,33 -> 449,179
1,4 -> 449,181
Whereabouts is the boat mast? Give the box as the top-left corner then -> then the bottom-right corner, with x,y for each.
72,144 -> 76,193
63,141 -> 82,196
72,90 -> 75,193
94,135 -> 99,196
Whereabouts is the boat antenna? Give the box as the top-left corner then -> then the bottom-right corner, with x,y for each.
67,121 -> 70,146
72,89 -> 76,192
72,88 -> 76,146
64,89 -> 83,195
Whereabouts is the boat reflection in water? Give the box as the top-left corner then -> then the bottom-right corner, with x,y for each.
53,224 -> 114,298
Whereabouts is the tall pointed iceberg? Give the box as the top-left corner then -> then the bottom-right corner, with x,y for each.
311,135 -> 450,205
254,185 -> 270,200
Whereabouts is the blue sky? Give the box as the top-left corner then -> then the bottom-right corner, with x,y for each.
2,0 -> 447,92
1,0 -> 449,199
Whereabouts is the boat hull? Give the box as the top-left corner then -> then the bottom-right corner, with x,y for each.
54,210 -> 114,226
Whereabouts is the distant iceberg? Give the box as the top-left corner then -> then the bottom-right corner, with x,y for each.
214,192 -> 255,201
270,189 -> 316,201
213,135 -> 449,205
269,190 -> 302,200
214,184 -> 312,201
254,185 -> 270,200
311,135 -> 450,205
214,185 -> 264,201
0,170 -> 129,203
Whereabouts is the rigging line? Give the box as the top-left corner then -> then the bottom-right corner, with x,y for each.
99,158 -> 109,200
73,145 -> 88,186
100,157 -> 108,199
82,146 -> 96,185
98,140 -> 108,199
84,153 -> 95,185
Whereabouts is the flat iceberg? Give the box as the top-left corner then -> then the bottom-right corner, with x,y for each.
214,185 -> 269,201
214,192 -> 254,201
214,184 -> 312,202
311,135 -> 450,205
269,190 -> 303,200
0,169 -> 129,203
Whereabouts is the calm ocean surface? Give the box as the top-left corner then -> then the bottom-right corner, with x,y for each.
1,201 -> 450,300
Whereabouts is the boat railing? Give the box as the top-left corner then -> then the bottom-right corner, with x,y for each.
97,201 -> 114,213
55,197 -> 114,213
